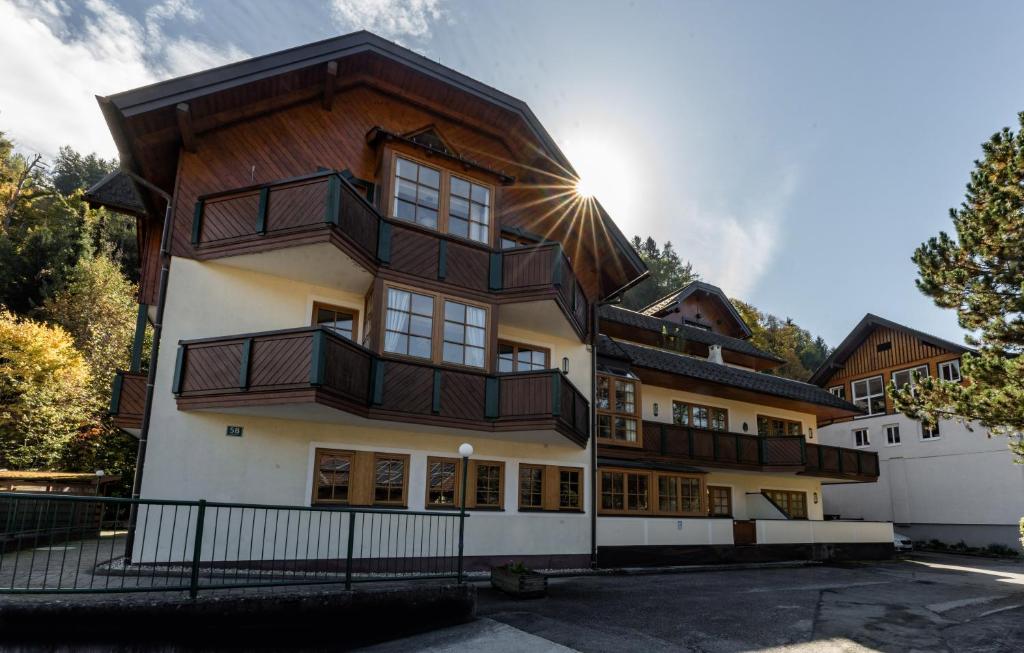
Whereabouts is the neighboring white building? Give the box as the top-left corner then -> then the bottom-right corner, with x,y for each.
811,314 -> 1024,550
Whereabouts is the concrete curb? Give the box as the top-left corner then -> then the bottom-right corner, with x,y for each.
465,559 -> 821,583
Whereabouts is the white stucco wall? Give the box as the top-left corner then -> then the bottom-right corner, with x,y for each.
598,517 -> 733,546
819,414 -> 1024,535
139,257 -> 593,560
756,520 -> 893,545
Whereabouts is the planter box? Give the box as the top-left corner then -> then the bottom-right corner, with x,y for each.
490,566 -> 547,598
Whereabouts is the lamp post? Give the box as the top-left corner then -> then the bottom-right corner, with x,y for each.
457,442 -> 473,583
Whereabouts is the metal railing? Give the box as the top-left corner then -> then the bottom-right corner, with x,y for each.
0,492 -> 466,596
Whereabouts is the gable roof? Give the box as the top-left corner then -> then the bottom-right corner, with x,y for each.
96,30 -> 646,300
808,313 -> 972,386
598,336 -> 860,415
641,281 -> 753,338
82,170 -> 147,217
599,305 -> 784,364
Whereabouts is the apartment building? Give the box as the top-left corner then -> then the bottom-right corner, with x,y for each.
811,314 -> 1024,549
89,31 -> 890,568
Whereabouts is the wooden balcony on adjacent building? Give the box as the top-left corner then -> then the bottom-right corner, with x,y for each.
172,327 -> 590,447
189,172 -> 590,339
109,371 -> 147,435
597,421 -> 879,482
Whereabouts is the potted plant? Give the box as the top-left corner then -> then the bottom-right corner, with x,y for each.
490,561 -> 547,598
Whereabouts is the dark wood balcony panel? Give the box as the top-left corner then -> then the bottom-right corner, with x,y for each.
600,421 -> 879,481
173,328 -> 589,446
191,173 -> 591,339
109,371 -> 147,431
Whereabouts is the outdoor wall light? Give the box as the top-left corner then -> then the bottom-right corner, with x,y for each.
653,402 -> 659,417
562,357 -> 569,374
808,427 -> 814,440
742,422 -> 749,432
813,492 -> 819,504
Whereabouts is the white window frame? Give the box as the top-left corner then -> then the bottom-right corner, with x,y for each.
853,428 -> 870,448
891,364 -> 929,393
851,375 -> 886,417
921,422 -> 941,441
937,359 -> 961,383
884,424 -> 901,446
828,385 -> 845,400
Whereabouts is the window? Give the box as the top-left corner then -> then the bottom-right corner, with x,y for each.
876,341 -> 892,352
426,457 -> 459,508
922,422 -> 941,440
393,157 -> 440,229
499,232 -> 536,249
599,469 -> 705,516
854,428 -> 870,448
373,454 -> 408,506
892,365 -> 929,394
829,385 -> 846,400
763,490 -> 808,519
559,468 -> 582,510
391,155 -> 494,245
597,374 -> 640,444
497,341 -> 549,373
473,461 -> 503,509
448,176 -> 490,244
442,300 -> 486,368
885,424 -> 901,446
314,450 -> 352,504
313,302 -> 357,340
673,402 -> 728,431
851,375 -> 886,416
518,464 -> 584,511
757,415 -> 803,437
384,287 -> 433,359
518,464 -> 544,509
708,486 -> 732,517
684,320 -> 712,331
938,359 -> 961,382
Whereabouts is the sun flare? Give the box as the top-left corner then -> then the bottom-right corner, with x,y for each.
574,177 -> 596,198
561,133 -> 637,222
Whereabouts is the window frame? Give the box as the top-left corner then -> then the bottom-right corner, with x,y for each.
371,453 -> 410,507
517,463 -> 584,512
311,301 -> 359,341
496,340 -> 550,374
470,460 -> 505,510
558,466 -> 583,511
425,456 -> 461,509
441,298 -> 488,369
937,359 -> 962,383
756,414 -> 803,437
517,463 -> 546,511
762,489 -> 808,520
380,282 -> 491,370
312,448 -> 354,506
596,373 -> 642,447
884,424 -> 901,446
851,374 -> 886,417
921,421 -> 941,441
853,428 -> 871,448
388,152 -> 496,247
891,364 -> 929,395
828,385 -> 846,400
707,485 -> 733,517
598,467 -> 705,517
673,401 -> 729,432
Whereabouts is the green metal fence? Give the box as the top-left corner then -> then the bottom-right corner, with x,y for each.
0,492 -> 467,596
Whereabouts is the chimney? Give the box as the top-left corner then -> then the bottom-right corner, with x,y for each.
708,344 -> 724,365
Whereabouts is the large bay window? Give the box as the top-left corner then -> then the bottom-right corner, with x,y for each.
597,373 -> 640,444
391,155 -> 493,245
383,285 -> 489,369
599,468 -> 705,516
851,375 -> 886,416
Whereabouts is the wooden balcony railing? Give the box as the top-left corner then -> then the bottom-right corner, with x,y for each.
597,422 -> 880,480
172,327 -> 590,446
109,370 -> 147,431
190,172 -> 589,337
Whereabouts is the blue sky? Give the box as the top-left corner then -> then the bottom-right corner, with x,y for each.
3,0 -> 1023,347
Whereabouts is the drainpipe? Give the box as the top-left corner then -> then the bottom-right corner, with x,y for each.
121,170 -> 173,558
590,300 -> 599,568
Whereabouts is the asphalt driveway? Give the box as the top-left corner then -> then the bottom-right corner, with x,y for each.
368,553 -> 1024,652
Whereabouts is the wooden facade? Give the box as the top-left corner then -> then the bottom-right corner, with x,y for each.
109,371 -> 147,431
171,327 -> 590,446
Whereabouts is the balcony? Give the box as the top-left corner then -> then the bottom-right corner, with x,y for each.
109,371 -> 147,434
171,327 -> 590,447
189,172 -> 590,339
596,421 -> 879,481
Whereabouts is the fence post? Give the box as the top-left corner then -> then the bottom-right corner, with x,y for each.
458,455 -> 469,584
189,500 -> 206,599
345,512 -> 355,591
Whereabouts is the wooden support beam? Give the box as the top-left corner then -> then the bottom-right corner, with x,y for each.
176,103 -> 197,153
322,61 -> 338,111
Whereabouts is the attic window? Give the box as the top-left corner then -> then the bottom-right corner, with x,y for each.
876,341 -> 892,353
407,128 -> 454,156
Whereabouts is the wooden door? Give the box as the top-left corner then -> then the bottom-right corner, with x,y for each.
733,520 -> 756,545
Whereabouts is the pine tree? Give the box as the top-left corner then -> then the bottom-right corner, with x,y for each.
892,112 -> 1024,460
620,236 -> 699,310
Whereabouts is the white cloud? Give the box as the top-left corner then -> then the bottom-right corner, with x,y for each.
330,0 -> 445,42
673,166 -> 799,299
0,0 -> 248,159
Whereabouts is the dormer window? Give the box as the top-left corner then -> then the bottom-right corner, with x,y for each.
391,155 -> 493,245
